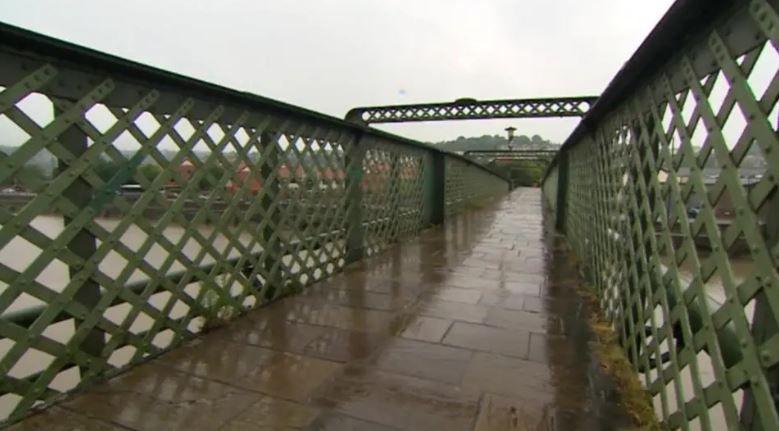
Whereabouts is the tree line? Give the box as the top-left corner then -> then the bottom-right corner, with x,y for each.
432,134 -> 559,152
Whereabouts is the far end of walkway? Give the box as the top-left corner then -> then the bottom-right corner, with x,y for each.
11,188 -> 634,431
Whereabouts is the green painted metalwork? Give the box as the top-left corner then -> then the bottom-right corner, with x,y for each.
0,23 -> 508,425
465,150 -> 557,188
463,149 -> 558,161
444,157 -> 509,217
422,152 -> 446,226
345,96 -> 598,124
543,0 -> 779,428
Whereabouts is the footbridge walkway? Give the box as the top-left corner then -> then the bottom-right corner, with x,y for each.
2,1 -> 779,429
11,189 -> 629,430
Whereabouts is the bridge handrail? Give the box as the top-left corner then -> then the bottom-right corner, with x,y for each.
543,0 -> 779,429
0,22 -> 506,181
0,22 -> 509,425
346,96 -> 597,124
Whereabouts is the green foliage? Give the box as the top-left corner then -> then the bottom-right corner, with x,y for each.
14,164 -> 49,192
510,161 -> 547,186
432,134 -> 557,187
433,134 -> 558,152
196,164 -> 226,191
577,282 -> 661,429
138,163 -> 162,184
93,157 -> 123,182
0,151 -> 50,191
199,275 -> 238,332
488,159 -> 547,187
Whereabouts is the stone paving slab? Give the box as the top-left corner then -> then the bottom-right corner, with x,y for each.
9,188 -> 633,431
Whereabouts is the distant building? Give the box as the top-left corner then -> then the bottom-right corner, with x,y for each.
277,163 -> 306,183
178,160 -> 196,182
362,160 -> 391,192
226,162 -> 262,195
320,167 -> 345,182
658,167 -> 764,220
166,160 -> 353,197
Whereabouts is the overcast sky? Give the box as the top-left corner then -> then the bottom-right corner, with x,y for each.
0,0 -> 675,144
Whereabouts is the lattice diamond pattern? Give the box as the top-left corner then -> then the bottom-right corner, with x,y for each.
361,139 -> 426,256
0,50 -> 508,423
546,1 -> 779,429
445,157 -> 507,217
353,97 -> 596,123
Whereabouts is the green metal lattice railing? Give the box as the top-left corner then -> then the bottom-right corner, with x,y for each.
543,0 -> 779,429
0,23 -> 508,424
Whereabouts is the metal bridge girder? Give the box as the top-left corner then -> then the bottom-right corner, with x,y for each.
463,149 -> 558,160
345,96 -> 598,124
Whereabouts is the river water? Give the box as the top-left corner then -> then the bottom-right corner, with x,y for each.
646,253 -> 755,428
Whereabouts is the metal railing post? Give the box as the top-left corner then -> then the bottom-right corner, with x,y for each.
423,152 -> 446,226
741,188 -> 779,428
54,100 -> 104,371
389,152 -> 400,241
260,131 -> 283,300
554,150 -> 569,231
344,134 -> 366,263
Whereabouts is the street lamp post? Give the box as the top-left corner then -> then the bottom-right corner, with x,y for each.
505,126 -> 517,151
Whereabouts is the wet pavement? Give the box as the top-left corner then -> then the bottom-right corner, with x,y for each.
10,188 -> 633,431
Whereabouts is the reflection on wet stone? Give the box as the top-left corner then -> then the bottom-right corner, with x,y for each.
6,407 -> 127,431
370,338 -> 473,384
217,396 -> 319,430
60,363 -> 261,431
443,321 -> 530,358
302,327 -> 387,362
14,189 -> 633,430
318,368 -> 479,431
417,299 -> 491,324
398,315 -> 452,343
473,393 -> 547,431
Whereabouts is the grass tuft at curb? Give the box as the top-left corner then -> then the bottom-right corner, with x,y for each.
576,282 -> 663,430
